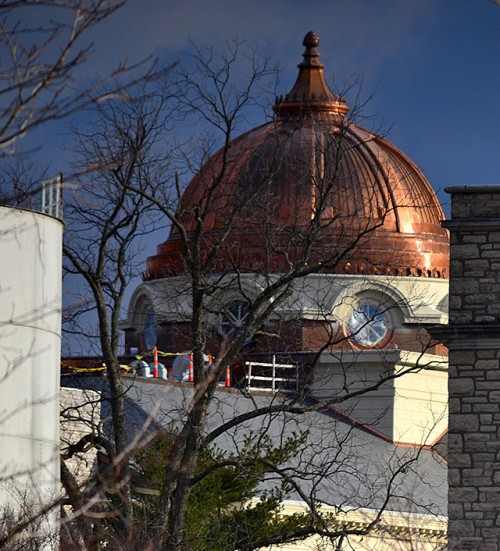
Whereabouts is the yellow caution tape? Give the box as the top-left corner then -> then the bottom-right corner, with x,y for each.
65,366 -> 106,372
61,351 -> 214,372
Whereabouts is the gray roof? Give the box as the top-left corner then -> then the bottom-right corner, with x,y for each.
62,374 -> 447,517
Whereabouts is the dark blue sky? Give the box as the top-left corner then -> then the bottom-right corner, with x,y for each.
29,0 -> 499,217
74,0 -> 499,216
19,0 -> 499,354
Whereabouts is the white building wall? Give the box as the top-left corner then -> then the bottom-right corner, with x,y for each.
0,206 -> 62,549
127,272 -> 449,328
261,501 -> 447,550
125,272 -> 449,447
312,350 -> 448,446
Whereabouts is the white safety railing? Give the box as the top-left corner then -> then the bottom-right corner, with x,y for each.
41,173 -> 63,219
245,356 -> 299,393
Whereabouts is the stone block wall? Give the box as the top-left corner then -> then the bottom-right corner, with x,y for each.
440,185 -> 500,550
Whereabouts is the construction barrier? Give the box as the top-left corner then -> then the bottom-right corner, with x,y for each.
62,350 -> 216,382
188,354 -> 194,382
153,346 -> 158,378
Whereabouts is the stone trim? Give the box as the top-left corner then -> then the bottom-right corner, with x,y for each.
443,218 -> 500,231
432,324 -> 500,350
445,185 -> 500,194
278,500 -> 447,545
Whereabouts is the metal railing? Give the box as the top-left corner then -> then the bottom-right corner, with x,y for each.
245,355 -> 299,393
41,173 -> 63,219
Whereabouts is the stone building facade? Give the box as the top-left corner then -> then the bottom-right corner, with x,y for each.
436,185 -> 500,550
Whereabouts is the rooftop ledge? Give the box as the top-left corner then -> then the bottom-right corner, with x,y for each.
445,184 -> 500,194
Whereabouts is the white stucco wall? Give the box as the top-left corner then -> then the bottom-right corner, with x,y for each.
126,272 -> 448,327
312,350 -> 448,445
0,206 -> 62,549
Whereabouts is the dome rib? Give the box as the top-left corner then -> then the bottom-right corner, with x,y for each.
145,33 -> 448,281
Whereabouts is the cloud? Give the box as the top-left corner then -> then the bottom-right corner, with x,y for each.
83,0 -> 440,89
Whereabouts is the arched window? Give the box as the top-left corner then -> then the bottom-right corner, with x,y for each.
142,311 -> 158,351
220,301 -> 249,336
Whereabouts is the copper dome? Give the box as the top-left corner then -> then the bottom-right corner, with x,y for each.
146,32 -> 448,280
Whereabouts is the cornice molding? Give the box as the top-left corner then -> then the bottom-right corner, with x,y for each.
443,217 -> 500,231
430,323 -> 500,349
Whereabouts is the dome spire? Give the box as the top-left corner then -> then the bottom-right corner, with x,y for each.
274,31 -> 349,120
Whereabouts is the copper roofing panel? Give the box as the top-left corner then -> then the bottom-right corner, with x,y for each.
145,33 -> 448,280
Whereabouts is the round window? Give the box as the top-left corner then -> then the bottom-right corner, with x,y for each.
348,303 -> 390,348
220,301 -> 249,335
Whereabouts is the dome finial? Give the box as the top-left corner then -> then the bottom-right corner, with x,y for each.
273,31 -> 349,120
303,31 -> 320,49
299,31 -> 322,69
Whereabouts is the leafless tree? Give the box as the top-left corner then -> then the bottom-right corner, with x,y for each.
61,37 -> 448,551
61,79 -> 172,541
0,2 -> 173,549
0,0 -> 171,208
0,0 -> 134,153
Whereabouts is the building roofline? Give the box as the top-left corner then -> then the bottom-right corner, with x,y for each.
445,184 -> 500,194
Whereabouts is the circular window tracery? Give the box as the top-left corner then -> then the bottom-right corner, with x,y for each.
347,302 -> 390,348
220,301 -> 249,335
